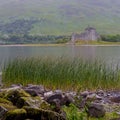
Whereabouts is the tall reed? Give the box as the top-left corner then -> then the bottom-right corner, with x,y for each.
2,57 -> 120,90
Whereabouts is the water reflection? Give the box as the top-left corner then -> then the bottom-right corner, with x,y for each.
0,45 -> 120,71
70,45 -> 96,60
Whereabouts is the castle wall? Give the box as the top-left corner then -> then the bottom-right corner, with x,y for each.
71,27 -> 100,42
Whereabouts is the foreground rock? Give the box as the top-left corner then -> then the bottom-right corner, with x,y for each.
0,84 -> 120,120
0,85 -> 66,120
0,106 -> 8,118
5,109 -> 27,120
4,107 -> 65,120
23,84 -> 45,97
110,96 -> 120,103
86,103 -> 105,118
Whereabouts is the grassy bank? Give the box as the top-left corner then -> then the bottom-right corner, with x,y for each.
2,41 -> 120,46
76,40 -> 120,45
2,57 -> 120,90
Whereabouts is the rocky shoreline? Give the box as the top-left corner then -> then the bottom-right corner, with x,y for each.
0,84 -> 120,120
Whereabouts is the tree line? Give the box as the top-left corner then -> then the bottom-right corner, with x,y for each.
101,34 -> 120,42
0,34 -> 70,44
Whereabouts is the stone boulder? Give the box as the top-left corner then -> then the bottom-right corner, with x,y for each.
24,107 -> 66,120
86,103 -> 105,118
24,84 -> 45,96
62,94 -> 74,106
110,96 -> 120,103
24,89 -> 38,97
3,88 -> 30,105
86,93 -> 102,102
10,84 -> 23,88
4,109 -> 27,120
0,98 -> 16,111
4,107 -> 66,120
45,93 -> 63,104
0,106 -> 8,119
80,91 -> 90,98
16,96 -> 42,108
45,92 -> 74,107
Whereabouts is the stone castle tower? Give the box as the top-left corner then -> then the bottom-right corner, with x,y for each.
71,27 -> 100,43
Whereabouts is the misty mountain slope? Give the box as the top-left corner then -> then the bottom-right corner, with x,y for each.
0,0 -> 120,35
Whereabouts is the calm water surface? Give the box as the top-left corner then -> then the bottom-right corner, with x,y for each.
0,45 -> 120,71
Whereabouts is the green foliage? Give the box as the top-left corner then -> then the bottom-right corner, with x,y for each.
55,37 -> 70,44
63,104 -> 86,120
2,57 -> 120,90
63,104 -> 120,120
0,98 -> 12,104
0,34 -> 70,44
5,109 -> 27,120
0,19 -> 38,34
101,34 -> 120,42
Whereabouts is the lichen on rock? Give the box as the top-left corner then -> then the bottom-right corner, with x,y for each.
24,106 -> 66,120
4,109 -> 27,120
3,88 -> 30,105
16,96 -> 42,108
0,98 -> 16,111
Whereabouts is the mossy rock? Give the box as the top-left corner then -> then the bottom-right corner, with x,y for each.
0,103 -> 16,111
0,91 -> 6,98
0,98 -> 16,111
24,107 -> 66,120
40,101 -> 51,110
0,98 -> 12,104
105,112 -> 120,120
16,96 -> 42,108
4,109 -> 27,120
16,96 -> 51,110
3,89 -> 30,105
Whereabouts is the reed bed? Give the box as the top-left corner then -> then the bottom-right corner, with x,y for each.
2,57 -> 120,90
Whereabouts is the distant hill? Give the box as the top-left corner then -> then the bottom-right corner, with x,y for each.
0,0 -> 120,35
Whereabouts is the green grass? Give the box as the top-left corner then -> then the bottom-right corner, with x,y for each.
76,40 -> 120,45
1,0 -> 120,35
63,104 -> 120,120
2,57 -> 120,90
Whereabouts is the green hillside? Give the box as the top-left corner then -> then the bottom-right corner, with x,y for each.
0,0 -> 120,35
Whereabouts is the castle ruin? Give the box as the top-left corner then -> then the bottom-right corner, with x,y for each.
71,27 -> 100,43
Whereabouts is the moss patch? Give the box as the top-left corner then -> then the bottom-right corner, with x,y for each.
16,96 -> 42,108
3,89 -> 30,105
0,98 -> 16,111
0,98 -> 12,104
40,101 -> 51,110
24,107 -> 66,120
0,103 -> 16,111
5,109 -> 27,120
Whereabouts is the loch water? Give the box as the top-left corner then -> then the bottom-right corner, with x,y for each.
0,45 -> 120,71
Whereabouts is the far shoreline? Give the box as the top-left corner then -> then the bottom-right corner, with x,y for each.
0,44 -> 66,47
1,43 -> 120,47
